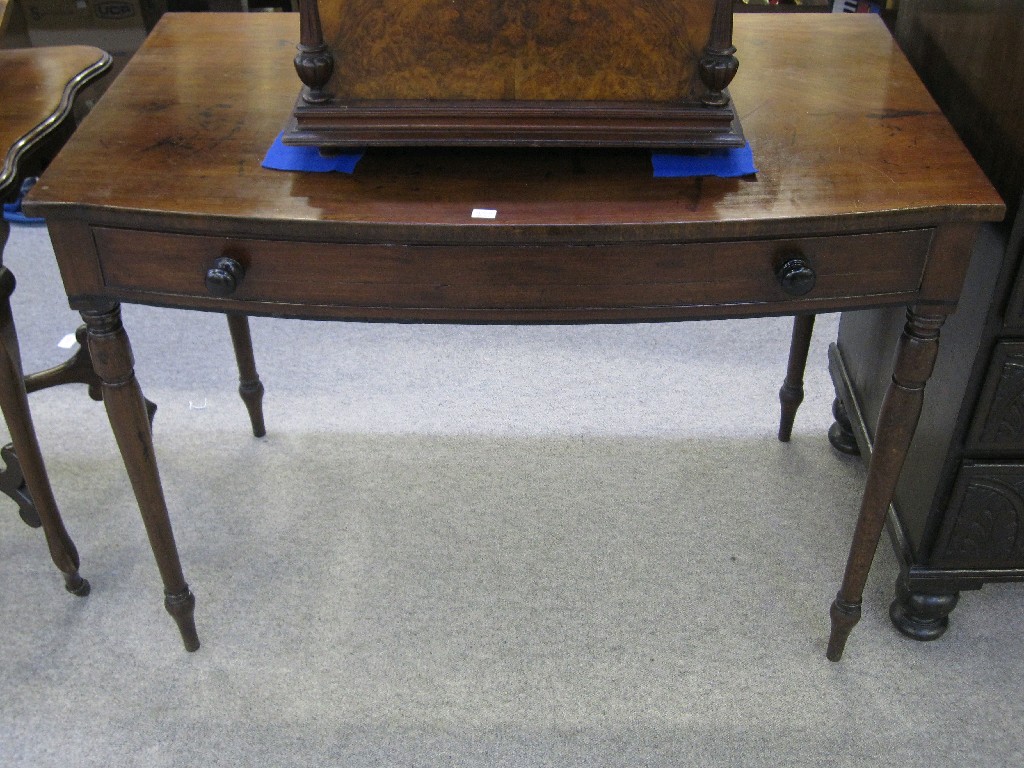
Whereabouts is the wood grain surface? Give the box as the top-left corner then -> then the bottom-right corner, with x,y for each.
319,0 -> 712,101
26,13 -> 1004,242
0,46 -> 110,201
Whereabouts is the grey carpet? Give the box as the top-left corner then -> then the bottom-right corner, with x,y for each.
1,223 -> 1021,767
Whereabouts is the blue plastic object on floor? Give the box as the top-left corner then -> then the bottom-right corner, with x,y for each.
651,143 -> 757,178
3,177 -> 44,224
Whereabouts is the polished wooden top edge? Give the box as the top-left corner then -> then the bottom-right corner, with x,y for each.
1,47 -> 112,201
24,13 -> 1006,235
25,203 -> 1002,246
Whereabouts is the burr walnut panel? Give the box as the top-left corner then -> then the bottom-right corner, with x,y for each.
319,0 -> 712,102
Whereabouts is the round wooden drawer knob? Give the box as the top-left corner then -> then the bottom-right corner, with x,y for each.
775,255 -> 816,296
205,256 -> 245,297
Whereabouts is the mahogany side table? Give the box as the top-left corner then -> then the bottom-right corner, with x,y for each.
0,46 -> 111,594
25,13 -> 1005,660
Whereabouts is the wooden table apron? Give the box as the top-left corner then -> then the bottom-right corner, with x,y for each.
24,13 -> 1005,658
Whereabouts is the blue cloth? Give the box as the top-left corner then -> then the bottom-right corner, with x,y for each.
651,143 -> 757,178
262,133 -> 364,173
3,177 -> 44,224
261,132 -> 755,179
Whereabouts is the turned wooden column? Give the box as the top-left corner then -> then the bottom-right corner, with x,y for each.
0,220 -> 89,595
226,314 -> 266,438
294,0 -> 333,104
778,314 -> 816,442
699,0 -> 740,107
827,307 -> 946,661
81,302 -> 199,651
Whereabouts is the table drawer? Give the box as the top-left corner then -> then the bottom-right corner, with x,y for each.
92,227 -> 931,315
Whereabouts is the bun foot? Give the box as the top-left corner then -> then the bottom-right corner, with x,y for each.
827,397 -> 860,456
889,579 -> 958,641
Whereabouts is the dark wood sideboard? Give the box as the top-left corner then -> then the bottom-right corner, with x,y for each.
829,0 -> 1024,640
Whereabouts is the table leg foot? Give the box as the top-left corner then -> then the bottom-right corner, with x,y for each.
165,586 -> 200,652
239,379 -> 265,438
778,383 -> 804,442
827,595 -> 861,661
226,314 -> 266,438
778,314 -> 815,442
64,573 -> 91,596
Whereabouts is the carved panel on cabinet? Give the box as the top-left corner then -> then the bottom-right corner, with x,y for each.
967,342 -> 1024,454
934,463 -> 1024,569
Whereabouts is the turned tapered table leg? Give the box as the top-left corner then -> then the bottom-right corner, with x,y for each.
0,221 -> 88,595
226,314 -> 265,438
778,314 -> 815,442
6,324 -> 155,527
24,324 -> 157,424
82,303 -> 199,651
827,308 -> 945,661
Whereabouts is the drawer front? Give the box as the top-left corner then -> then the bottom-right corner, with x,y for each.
92,227 -> 931,317
966,341 -> 1024,456
933,462 -> 1024,569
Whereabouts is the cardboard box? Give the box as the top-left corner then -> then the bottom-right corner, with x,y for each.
13,0 -> 166,117
20,0 -> 162,53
